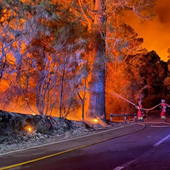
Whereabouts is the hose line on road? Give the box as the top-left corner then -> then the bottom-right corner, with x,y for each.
144,121 -> 170,128
151,125 -> 170,127
0,123 -> 146,170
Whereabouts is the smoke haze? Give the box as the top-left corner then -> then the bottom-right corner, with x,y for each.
125,0 -> 170,61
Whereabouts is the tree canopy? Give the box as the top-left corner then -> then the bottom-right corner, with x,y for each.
0,0 -> 169,121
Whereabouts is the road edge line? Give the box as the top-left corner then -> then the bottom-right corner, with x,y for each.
0,123 -> 145,170
0,123 -> 135,156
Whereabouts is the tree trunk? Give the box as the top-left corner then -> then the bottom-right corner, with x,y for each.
88,0 -> 106,121
59,62 -> 66,118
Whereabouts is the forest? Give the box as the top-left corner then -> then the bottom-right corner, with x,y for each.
0,0 -> 170,122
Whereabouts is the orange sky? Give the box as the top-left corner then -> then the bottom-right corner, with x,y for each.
125,0 -> 170,61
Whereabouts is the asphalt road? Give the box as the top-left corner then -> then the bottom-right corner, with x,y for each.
1,114 -> 170,170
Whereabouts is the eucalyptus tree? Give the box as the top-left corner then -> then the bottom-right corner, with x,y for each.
0,0 -> 67,113
70,0 -> 156,120
130,51 -> 167,96
0,0 -> 158,119
15,0 -> 88,116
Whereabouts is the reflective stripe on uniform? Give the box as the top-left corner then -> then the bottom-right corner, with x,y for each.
161,116 -> 166,119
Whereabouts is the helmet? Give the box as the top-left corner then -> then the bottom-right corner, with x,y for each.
138,100 -> 142,104
161,99 -> 165,103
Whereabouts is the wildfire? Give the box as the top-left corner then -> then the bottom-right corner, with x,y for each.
25,126 -> 33,133
93,118 -> 98,123
28,127 -> 32,132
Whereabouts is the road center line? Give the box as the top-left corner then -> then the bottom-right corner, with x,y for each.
153,134 -> 170,146
113,132 -> 170,170
113,160 -> 135,170
113,166 -> 124,170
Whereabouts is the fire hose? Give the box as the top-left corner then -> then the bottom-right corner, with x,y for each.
107,90 -> 170,127
1,91 -> 169,169
144,121 -> 170,128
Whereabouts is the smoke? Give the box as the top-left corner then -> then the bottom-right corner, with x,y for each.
124,0 -> 170,61
155,0 -> 170,25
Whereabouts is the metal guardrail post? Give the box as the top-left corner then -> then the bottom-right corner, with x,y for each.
110,113 -> 137,123
134,114 -> 137,122
110,114 -> 113,123
124,116 -> 127,123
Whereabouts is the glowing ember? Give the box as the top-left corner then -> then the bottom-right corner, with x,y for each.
93,118 -> 98,123
25,126 -> 33,133
28,127 -> 32,132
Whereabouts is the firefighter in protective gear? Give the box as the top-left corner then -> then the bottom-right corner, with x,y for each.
160,99 -> 170,121
135,100 -> 143,121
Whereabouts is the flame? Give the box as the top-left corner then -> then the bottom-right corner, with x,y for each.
93,118 -> 98,123
28,127 -> 32,132
25,126 -> 33,133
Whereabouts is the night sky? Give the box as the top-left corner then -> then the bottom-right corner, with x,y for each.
125,0 -> 170,61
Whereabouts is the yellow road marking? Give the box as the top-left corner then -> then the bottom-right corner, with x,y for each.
0,146 -> 87,170
0,123 -> 145,170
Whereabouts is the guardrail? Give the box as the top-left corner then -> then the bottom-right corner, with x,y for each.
110,113 -> 137,123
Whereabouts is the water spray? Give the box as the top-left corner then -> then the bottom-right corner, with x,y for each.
107,89 -> 161,111
107,90 -> 136,106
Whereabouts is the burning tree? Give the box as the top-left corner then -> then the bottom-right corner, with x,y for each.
13,0 -> 88,117
0,0 -> 157,121
105,23 -> 147,116
71,0 -> 156,120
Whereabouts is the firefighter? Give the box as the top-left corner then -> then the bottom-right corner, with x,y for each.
160,99 -> 170,121
136,100 -> 143,122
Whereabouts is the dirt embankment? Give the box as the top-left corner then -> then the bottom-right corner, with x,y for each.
0,110 -> 108,154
